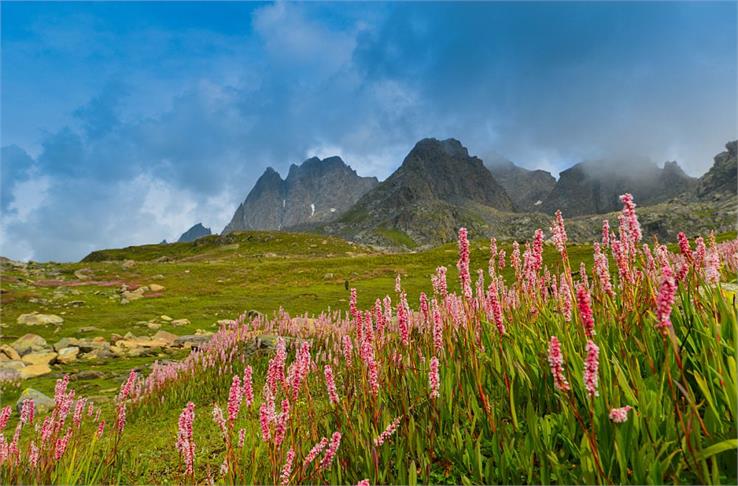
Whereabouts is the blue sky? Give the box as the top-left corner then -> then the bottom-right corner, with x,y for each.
1,1 -> 736,262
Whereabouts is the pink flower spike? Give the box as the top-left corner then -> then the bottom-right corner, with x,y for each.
242,366 -> 254,407
576,283 -> 595,338
547,336 -> 570,392
324,365 -> 340,405
280,448 -> 295,485
357,480 -> 370,486
656,263 -> 677,332
227,375 -> 242,424
457,227 -> 472,300
374,416 -> 402,447
303,437 -> 329,467
609,406 -> 632,423
584,340 -> 600,397
319,431 -> 342,471
429,357 -> 440,399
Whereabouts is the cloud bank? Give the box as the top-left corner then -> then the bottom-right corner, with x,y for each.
1,1 -> 735,261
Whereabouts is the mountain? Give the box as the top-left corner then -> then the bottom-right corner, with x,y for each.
223,156 -> 378,233
484,153 -> 556,212
696,140 -> 737,200
541,158 -> 697,217
324,138 -> 515,246
177,223 -> 212,243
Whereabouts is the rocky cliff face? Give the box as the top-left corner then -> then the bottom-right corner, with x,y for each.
541,159 -> 697,217
696,141 -> 737,200
484,154 -> 556,212
177,223 -> 212,243
325,138 -> 514,246
223,157 -> 378,233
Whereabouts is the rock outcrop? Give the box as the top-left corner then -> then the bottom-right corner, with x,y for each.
541,158 -> 697,217
485,153 -> 556,212
223,156 -> 378,233
177,223 -> 212,243
696,141 -> 737,200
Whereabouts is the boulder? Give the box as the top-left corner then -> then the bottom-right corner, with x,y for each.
17,312 -> 64,326
80,348 -> 114,361
70,370 -> 105,381
171,319 -> 190,327
74,268 -> 93,280
57,347 -> 79,364
0,344 -> 21,361
0,360 -> 26,371
151,330 -> 178,346
11,334 -> 50,356
53,337 -> 81,352
121,259 -> 136,269
146,322 -> 161,330
172,335 -> 210,348
22,352 -> 58,366
148,284 -> 165,292
19,364 -> 52,379
76,337 -> 110,353
16,388 -> 55,415
121,288 -> 146,302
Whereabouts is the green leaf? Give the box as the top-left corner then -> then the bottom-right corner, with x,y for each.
694,439 -> 738,462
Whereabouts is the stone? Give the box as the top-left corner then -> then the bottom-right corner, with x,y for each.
151,331 -> 178,346
57,347 -> 79,364
79,326 -> 102,333
194,329 -> 212,336
74,268 -> 93,280
160,315 -> 173,322
0,360 -> 26,371
80,348 -> 114,361
172,335 -> 210,348
22,352 -> 58,366
121,288 -> 146,302
65,300 -> 86,307
17,312 -> 64,326
0,344 -> 21,361
19,364 -> 52,379
16,388 -> 55,415
70,370 -> 105,381
76,337 -> 110,353
121,259 -> 136,269
148,284 -> 165,292
170,318 -> 190,327
11,334 -> 50,356
53,337 -> 81,352
146,322 -> 161,330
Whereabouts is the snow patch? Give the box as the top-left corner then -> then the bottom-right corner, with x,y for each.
534,200 -> 542,206
310,203 -> 315,217
330,208 -> 336,213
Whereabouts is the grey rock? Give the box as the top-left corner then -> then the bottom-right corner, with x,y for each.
16,388 -> 55,415
178,223 -> 212,243
11,334 -> 50,356
223,156 -> 378,233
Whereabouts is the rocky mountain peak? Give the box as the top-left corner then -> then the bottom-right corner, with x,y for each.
177,223 -> 212,243
696,140 -> 737,200
223,156 -> 378,233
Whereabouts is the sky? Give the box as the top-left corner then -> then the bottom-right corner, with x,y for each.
1,1 -> 736,262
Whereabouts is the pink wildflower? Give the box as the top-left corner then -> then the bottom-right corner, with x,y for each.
259,403 -> 271,442
677,232 -> 693,262
176,402 -> 196,476
20,399 -> 34,425
429,357 -> 440,399
656,264 -> 677,331
96,419 -> 105,438
349,287 -> 358,318
116,403 -> 127,433
227,375 -> 242,424
550,210 -> 568,256
303,437 -> 329,466
212,405 -> 227,436
397,291 -> 409,346
54,428 -> 72,460
498,249 -> 506,269
489,237 -> 498,276
457,227 -> 472,300
619,193 -> 642,244
0,406 -> 11,431
609,406 -> 632,423
324,365 -> 339,405
432,300 -> 444,354
584,340 -> 600,397
374,416 -> 402,447
419,292 -> 430,322
547,336 -> 570,392
395,274 -> 402,294
29,441 -> 39,469
432,266 -> 448,297
704,248 -> 720,284
487,278 -> 505,335
118,369 -> 137,402
559,275 -> 572,322
280,448 -> 295,485
273,399 -> 290,446
238,428 -> 246,448
342,335 -> 353,365
357,480 -> 370,486
242,366 -> 254,407
576,283 -> 595,338
319,431 -> 342,471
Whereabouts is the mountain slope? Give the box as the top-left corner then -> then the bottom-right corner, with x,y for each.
223,157 -> 378,233
541,159 -> 697,217
177,223 -> 212,243
484,153 -> 556,212
324,138 -> 514,246
696,140 -> 737,200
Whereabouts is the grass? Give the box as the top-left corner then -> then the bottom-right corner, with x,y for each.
1,228 -> 736,483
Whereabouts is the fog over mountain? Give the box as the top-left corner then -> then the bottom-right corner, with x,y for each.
1,1 -> 735,261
